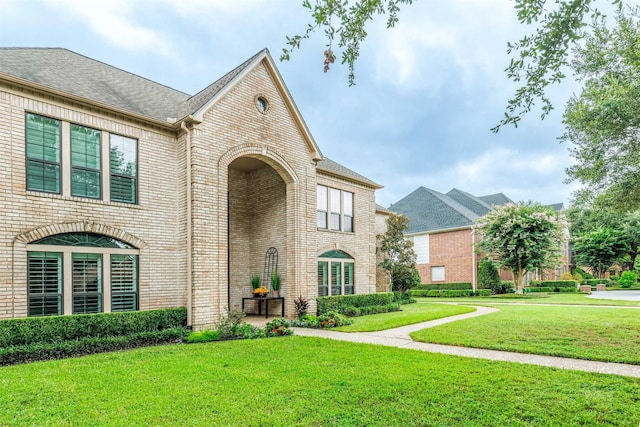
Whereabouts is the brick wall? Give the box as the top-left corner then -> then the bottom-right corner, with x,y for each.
417,229 -> 475,284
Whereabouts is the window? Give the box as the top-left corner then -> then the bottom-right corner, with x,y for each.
318,250 -> 355,296
431,266 -> 445,282
316,185 -> 354,232
317,185 -> 327,229
24,113 -> 139,205
412,235 -> 430,264
71,124 -> 101,198
25,113 -> 61,193
27,252 -> 63,316
26,233 -> 139,317
110,134 -> 137,204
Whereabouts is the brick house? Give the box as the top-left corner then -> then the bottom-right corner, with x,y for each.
389,187 -> 569,288
0,48 -> 382,328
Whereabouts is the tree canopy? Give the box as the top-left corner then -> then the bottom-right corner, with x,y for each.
283,0 -> 623,131
475,202 -> 565,293
378,213 -> 420,292
572,227 -> 628,277
563,6 -> 640,210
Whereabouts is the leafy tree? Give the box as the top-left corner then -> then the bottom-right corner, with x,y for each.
283,0 -> 623,130
573,227 -> 629,278
563,7 -> 640,209
378,213 -> 420,292
476,202 -> 565,294
477,258 -> 503,295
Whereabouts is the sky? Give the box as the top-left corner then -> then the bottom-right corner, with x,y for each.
0,0 -> 585,208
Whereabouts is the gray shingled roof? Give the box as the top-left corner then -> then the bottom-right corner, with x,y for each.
0,48 -> 190,122
446,188 -> 494,216
317,158 -> 381,189
479,192 -> 513,206
389,187 -> 479,234
545,203 -> 564,212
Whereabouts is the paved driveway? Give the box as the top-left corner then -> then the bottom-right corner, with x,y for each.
587,290 -> 640,301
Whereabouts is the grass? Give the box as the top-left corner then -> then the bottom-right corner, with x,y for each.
416,292 -> 640,306
333,303 -> 476,332
411,304 -> 640,364
1,337 -> 639,426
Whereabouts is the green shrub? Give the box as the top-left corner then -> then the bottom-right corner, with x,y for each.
413,283 -> 472,291
573,267 -> 592,280
317,311 -> 353,328
410,290 -> 473,298
0,308 -> 187,348
264,319 -> 292,337
473,290 -> 492,297
186,330 -> 221,343
1,328 -> 188,366
584,278 -> 612,286
525,286 -> 554,293
358,304 -> 401,315
290,314 -> 320,328
528,280 -> 578,289
559,287 -> 577,293
317,293 -> 393,315
293,296 -> 309,318
392,291 -> 416,305
618,271 -> 637,289
477,259 -> 502,292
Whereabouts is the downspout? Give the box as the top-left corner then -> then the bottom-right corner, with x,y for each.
181,121 -> 193,328
471,226 -> 476,292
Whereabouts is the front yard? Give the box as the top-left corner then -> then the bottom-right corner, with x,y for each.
1,337 -> 639,426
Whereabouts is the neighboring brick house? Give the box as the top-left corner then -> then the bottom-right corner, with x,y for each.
389,187 -> 569,288
0,47 -> 382,328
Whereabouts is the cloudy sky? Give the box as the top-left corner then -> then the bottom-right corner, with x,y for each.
1,0 -> 583,208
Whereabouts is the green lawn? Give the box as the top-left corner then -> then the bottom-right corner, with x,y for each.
416,292 -> 640,306
411,304 -> 640,364
333,303 -> 476,332
1,338 -> 639,426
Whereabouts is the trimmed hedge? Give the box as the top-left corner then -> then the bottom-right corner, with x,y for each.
0,308 -> 187,347
528,280 -> 577,289
413,282 -> 473,291
0,328 -> 188,366
584,278 -> 612,286
409,289 -> 491,297
317,293 -> 394,316
0,308 -> 188,366
525,287 -> 553,293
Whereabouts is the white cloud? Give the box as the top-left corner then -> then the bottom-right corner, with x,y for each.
42,0 -> 174,56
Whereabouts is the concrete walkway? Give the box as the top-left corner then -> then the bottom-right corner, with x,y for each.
292,306 -> 640,378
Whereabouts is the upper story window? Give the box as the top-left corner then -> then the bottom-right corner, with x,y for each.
24,113 -> 138,205
71,124 -> 101,198
110,134 -> 137,204
317,185 -> 354,232
25,113 -> 61,194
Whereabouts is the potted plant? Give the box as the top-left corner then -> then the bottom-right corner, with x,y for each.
250,273 -> 260,291
271,271 -> 281,297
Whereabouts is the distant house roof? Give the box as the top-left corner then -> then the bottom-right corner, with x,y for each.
375,204 -> 391,214
446,188 -> 494,217
545,203 -> 564,212
479,192 -> 513,206
388,187 -> 479,234
316,158 -> 382,189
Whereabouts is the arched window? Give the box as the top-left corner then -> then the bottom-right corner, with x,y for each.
318,250 -> 354,296
27,233 -> 139,316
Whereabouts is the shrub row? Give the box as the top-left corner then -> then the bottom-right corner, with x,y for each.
290,312 -> 353,328
392,291 -> 417,305
528,280 -> 577,289
584,278 -> 612,286
1,328 -> 188,366
525,287 -> 553,293
409,289 -> 491,298
413,282 -> 473,291
0,308 -> 187,347
317,293 -> 394,315
340,303 -> 401,317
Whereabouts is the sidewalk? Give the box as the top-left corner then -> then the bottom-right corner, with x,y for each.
292,307 -> 640,378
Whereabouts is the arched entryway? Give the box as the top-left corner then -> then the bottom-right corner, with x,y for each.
227,156 -> 289,313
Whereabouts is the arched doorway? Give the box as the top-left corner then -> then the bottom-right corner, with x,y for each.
227,156 -> 288,311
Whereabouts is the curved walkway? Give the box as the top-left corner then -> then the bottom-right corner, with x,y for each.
292,306 -> 640,378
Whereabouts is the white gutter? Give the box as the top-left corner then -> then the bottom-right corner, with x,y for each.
471,226 -> 477,291
181,120 -> 193,327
